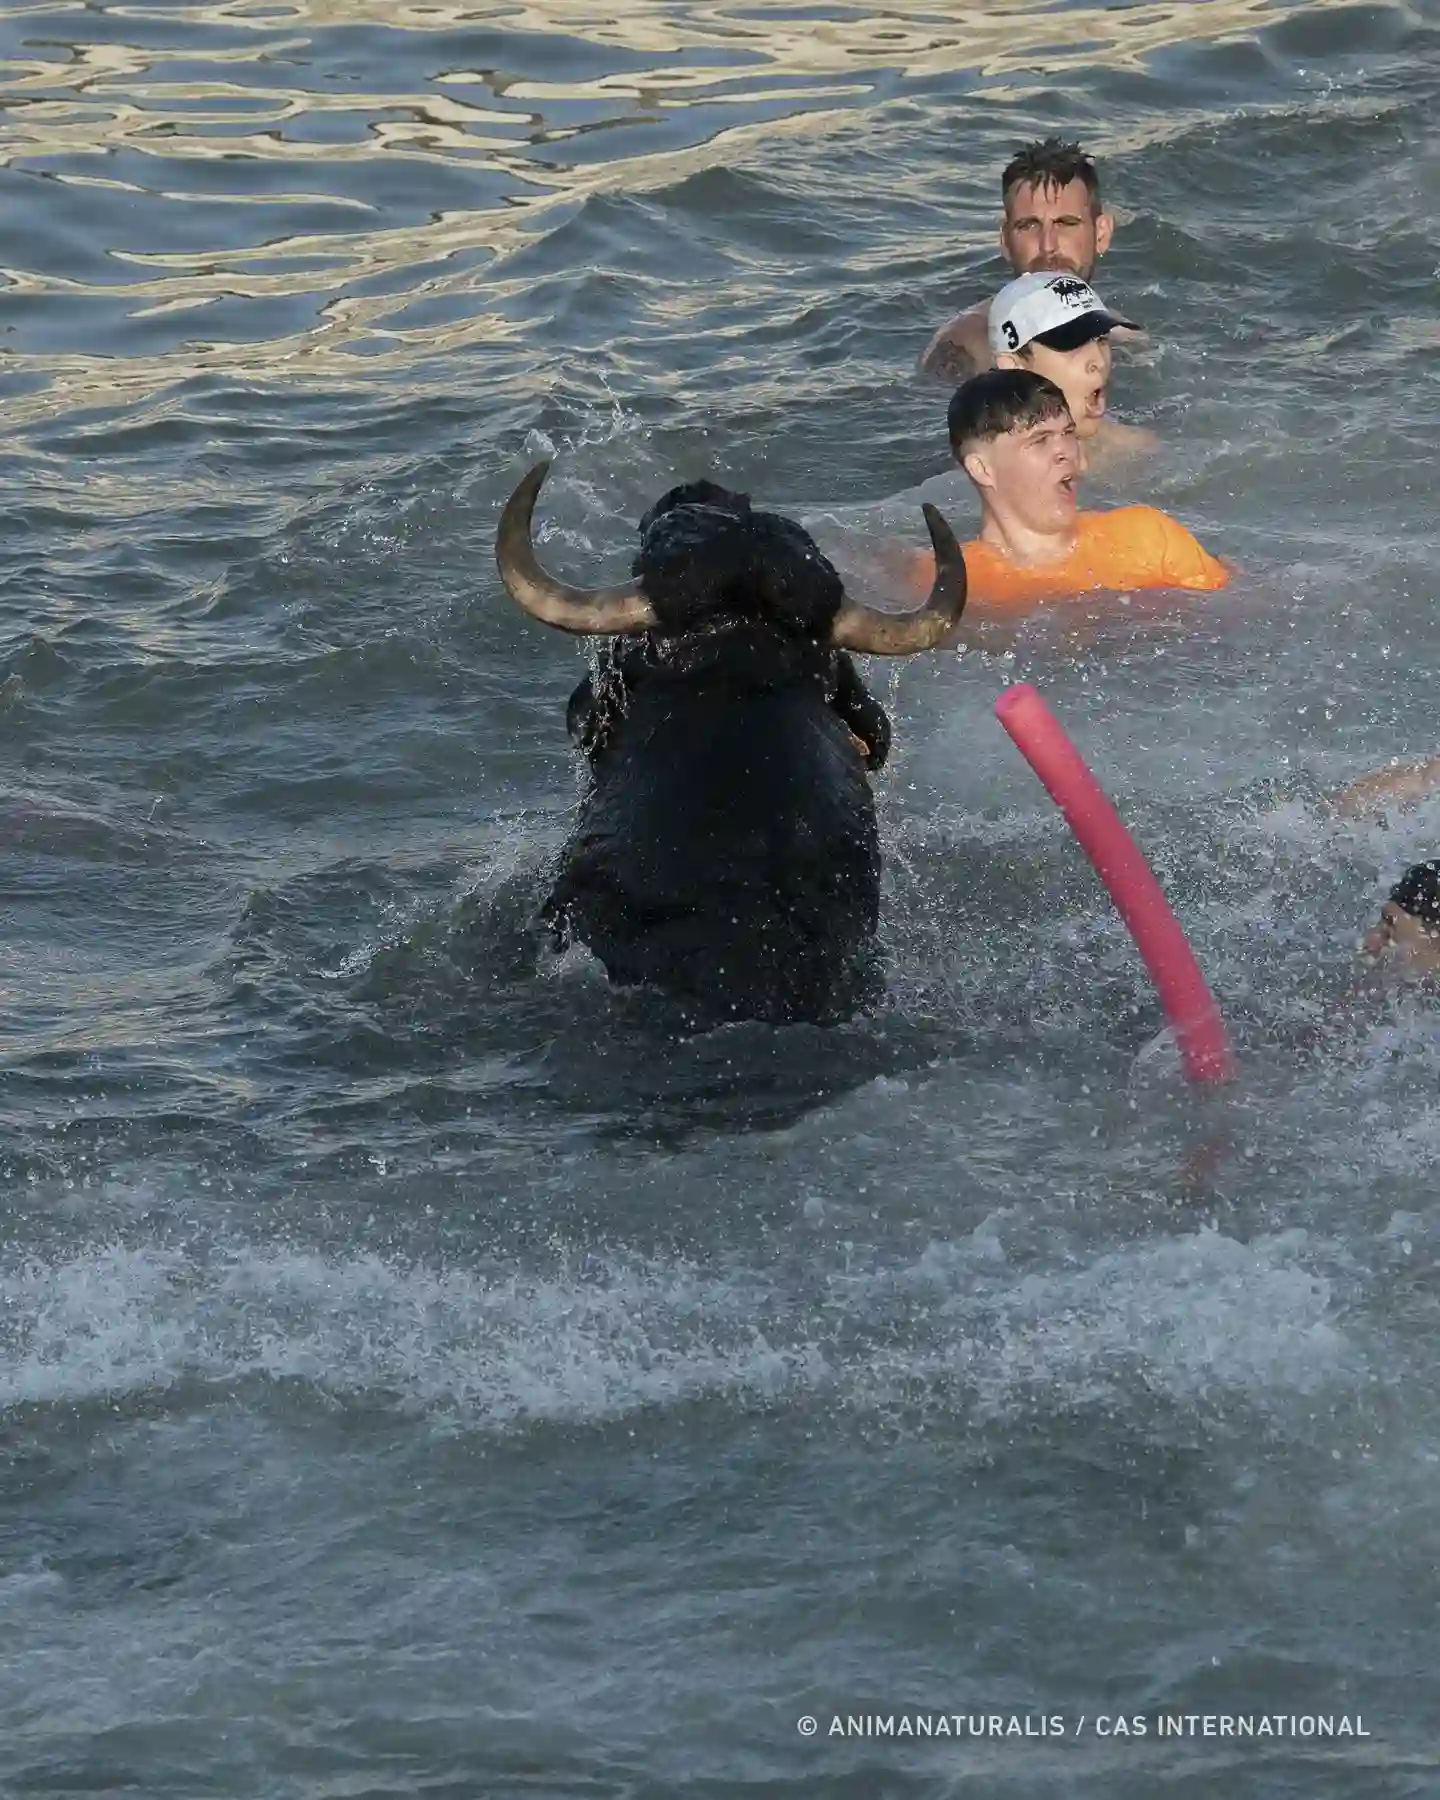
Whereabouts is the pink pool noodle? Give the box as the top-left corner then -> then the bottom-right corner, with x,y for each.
994,683 -> 1235,1085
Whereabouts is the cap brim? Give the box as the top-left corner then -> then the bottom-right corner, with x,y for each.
1030,310 -> 1139,353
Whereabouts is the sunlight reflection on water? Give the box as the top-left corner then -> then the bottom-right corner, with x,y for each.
0,0 -> 1361,410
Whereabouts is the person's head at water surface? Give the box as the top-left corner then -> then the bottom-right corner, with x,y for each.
948,368 -> 1081,537
915,137 -> 1117,386
988,272 -> 1137,443
1362,860 -> 1440,978
1000,138 -> 1113,281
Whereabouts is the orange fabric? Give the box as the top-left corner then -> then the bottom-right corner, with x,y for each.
962,506 -> 1229,608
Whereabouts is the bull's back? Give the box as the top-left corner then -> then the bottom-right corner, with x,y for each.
577,685 -> 876,897
551,683 -> 882,1019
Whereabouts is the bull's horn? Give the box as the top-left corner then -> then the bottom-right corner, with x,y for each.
829,503 -> 967,655
496,460 -> 658,636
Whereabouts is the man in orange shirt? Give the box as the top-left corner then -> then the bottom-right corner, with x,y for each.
900,369 -> 1228,616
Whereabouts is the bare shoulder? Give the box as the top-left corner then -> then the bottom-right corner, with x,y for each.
918,304 -> 993,384
1085,418 -> 1160,473
1332,754 -> 1440,818
1103,418 -> 1159,450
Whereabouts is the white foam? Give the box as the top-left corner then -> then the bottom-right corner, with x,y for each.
0,1243 -> 824,1425
1,1245 -> 199,1409
0,1223 -> 1355,1435
962,1226 -> 1344,1414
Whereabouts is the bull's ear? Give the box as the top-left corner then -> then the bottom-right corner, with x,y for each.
497,461 -> 658,636
829,504 -> 967,655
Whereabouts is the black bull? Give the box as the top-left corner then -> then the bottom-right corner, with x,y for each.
495,461 -> 966,1022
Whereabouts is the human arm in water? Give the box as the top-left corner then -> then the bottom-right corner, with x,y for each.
1332,754 -> 1440,817
1080,417 -> 1160,474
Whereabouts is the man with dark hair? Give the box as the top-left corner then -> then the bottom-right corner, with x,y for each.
898,369 -> 1226,609
995,137 -> 1107,274
920,136 -> 1118,384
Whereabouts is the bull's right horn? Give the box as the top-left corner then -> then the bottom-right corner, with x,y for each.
496,460 -> 658,636
829,503 -> 967,655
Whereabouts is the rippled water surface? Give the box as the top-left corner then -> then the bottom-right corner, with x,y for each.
4,1 -> 1440,1795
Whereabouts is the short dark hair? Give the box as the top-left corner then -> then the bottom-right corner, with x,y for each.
1001,137 -> 1102,213
1390,861 -> 1440,930
947,369 -> 1071,457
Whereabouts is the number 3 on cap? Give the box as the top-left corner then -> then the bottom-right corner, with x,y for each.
1002,321 -> 1020,349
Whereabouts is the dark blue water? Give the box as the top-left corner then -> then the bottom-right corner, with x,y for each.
3,2 -> 1440,1794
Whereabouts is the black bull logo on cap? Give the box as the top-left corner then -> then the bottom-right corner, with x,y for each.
494,461 -> 968,1023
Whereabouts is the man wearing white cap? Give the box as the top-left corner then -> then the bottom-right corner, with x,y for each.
987,270 -> 1156,472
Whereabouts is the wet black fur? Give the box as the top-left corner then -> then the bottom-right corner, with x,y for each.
545,483 -> 892,1023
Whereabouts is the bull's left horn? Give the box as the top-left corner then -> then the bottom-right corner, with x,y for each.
496,460 -> 658,636
829,503 -> 966,655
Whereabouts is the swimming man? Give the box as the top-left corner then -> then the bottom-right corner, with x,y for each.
900,369 -> 1227,614
920,137 -> 1119,384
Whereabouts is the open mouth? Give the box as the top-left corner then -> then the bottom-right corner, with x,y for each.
1057,473 -> 1078,501
1086,387 -> 1106,416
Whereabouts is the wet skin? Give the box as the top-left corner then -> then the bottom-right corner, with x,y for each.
1000,332 -> 1113,444
1361,901 -> 1440,976
1000,176 -> 1113,280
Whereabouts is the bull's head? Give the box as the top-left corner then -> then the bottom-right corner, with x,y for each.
495,460 -> 965,655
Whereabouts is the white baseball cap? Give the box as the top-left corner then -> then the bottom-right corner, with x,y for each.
988,271 -> 1139,356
